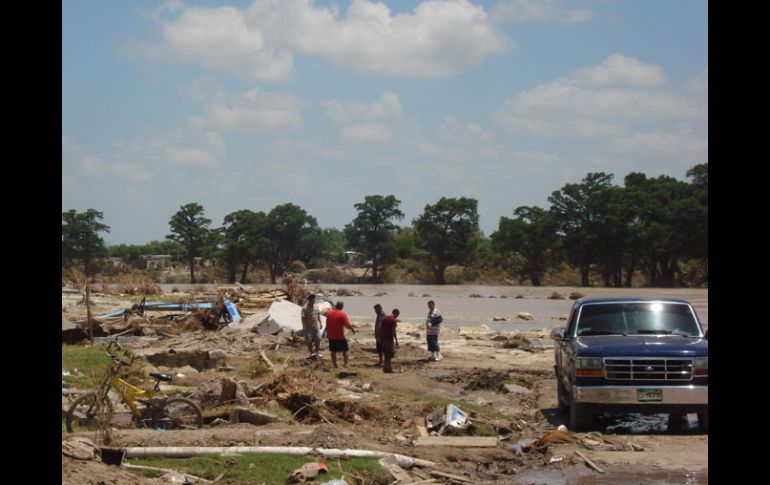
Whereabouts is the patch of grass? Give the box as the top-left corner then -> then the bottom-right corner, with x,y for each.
237,359 -> 271,378
129,453 -> 389,484
406,394 -> 510,421
62,344 -> 112,388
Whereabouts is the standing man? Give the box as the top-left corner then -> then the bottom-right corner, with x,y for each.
301,294 -> 323,358
380,309 -> 400,373
326,301 -> 356,368
426,300 -> 443,361
373,304 -> 386,366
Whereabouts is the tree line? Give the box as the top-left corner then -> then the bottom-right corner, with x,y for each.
62,163 -> 707,288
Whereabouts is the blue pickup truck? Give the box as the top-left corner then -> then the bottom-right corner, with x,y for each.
551,297 -> 708,432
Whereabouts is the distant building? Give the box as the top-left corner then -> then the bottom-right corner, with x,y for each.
146,255 -> 173,271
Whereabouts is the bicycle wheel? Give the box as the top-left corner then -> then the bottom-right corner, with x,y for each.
158,397 -> 203,429
65,392 -> 114,433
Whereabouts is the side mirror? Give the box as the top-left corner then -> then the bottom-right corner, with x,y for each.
705,328 -> 708,340
551,328 -> 566,342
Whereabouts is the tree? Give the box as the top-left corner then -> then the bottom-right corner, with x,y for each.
220,210 -> 270,284
491,206 -> 560,286
265,203 -> 322,283
548,173 -> 615,286
62,209 -> 110,276
413,197 -> 480,284
344,195 -> 404,281
166,203 -> 212,284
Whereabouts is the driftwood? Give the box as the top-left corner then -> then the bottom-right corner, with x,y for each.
429,469 -> 476,484
259,349 -> 276,369
575,450 -> 605,473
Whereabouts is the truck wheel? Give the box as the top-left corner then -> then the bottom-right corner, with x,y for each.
569,394 -> 593,431
668,413 -> 688,432
557,379 -> 569,414
697,412 -> 708,433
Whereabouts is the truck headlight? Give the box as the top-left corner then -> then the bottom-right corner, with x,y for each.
575,357 -> 603,377
694,357 -> 708,376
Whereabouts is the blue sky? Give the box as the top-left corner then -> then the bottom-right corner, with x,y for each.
62,0 -> 708,245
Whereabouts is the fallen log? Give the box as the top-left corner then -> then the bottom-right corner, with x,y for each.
122,463 -> 213,483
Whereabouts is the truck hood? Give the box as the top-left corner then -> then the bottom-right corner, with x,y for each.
574,335 -> 708,357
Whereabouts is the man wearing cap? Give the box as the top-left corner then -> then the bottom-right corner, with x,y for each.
301,294 -> 323,358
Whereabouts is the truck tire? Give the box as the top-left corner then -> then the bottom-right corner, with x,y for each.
557,378 -> 569,414
569,394 -> 594,431
697,412 -> 708,433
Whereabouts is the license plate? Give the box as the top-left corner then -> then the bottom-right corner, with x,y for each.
637,389 -> 662,402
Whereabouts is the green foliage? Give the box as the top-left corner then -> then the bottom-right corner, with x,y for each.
166,202 -> 212,283
219,209 -> 271,283
265,203 -> 322,282
344,195 -> 404,281
491,206 -> 560,286
131,454 -> 389,484
413,197 -> 480,284
62,344 -> 112,388
62,209 -> 111,275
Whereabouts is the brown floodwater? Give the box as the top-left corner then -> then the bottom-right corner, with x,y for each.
159,284 -> 708,331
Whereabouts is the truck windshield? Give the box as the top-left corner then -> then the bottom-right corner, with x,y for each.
576,302 -> 700,337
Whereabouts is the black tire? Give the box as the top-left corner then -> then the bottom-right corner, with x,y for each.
697,412 -> 708,433
668,413 -> 689,432
158,397 -> 203,429
556,378 -> 569,414
569,394 -> 594,432
65,392 -> 114,433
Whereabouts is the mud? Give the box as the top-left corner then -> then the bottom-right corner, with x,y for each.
62,286 -> 708,484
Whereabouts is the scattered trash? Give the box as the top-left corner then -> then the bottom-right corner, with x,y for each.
557,425 -> 568,432
504,438 -> 538,455
536,430 -> 578,447
62,437 -> 101,461
287,461 -> 328,483
549,455 -> 565,464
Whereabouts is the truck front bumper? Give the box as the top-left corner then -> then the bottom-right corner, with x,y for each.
574,385 -> 708,405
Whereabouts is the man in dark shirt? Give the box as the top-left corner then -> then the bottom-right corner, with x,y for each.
380,309 -> 400,373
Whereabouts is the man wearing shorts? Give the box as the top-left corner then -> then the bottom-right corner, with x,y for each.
380,309 -> 400,373
301,294 -> 323,358
325,301 -> 356,368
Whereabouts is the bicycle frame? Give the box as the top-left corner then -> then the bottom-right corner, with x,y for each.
108,374 -> 159,417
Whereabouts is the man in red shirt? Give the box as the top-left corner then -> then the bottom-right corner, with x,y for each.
380,309 -> 400,373
325,301 -> 356,368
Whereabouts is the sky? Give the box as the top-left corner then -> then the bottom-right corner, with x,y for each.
62,0 -> 708,245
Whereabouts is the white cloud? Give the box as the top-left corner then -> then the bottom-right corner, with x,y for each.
492,0 -> 593,24
144,0 -> 509,80
190,87 -> 304,132
609,126 -> 707,162
164,131 -> 224,168
438,116 -> 495,144
149,5 -> 294,81
573,54 -> 665,88
322,92 -> 419,143
81,155 -> 154,182
495,54 -> 704,138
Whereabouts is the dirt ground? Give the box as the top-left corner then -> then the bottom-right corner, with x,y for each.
61,288 -> 708,484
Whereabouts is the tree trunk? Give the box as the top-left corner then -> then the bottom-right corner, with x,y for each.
624,257 -> 635,288
434,265 -> 446,284
530,271 -> 542,286
372,254 -> 379,281
240,261 -> 250,284
269,264 -> 277,284
189,256 -> 196,284
83,258 -> 91,277
227,262 -> 237,284
580,265 -> 590,287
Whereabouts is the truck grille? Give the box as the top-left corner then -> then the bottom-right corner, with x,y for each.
603,358 -> 693,380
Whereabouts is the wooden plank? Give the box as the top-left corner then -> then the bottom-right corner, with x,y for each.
414,436 -> 498,447
415,416 -> 428,437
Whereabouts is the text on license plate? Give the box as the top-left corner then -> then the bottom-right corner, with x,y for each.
637,389 -> 662,402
